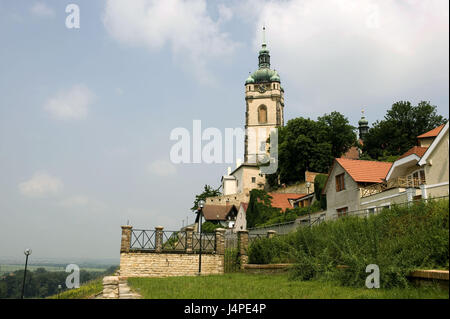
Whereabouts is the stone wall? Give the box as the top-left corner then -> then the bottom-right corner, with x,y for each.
119,226 -> 225,278
205,192 -> 250,207
119,252 -> 224,278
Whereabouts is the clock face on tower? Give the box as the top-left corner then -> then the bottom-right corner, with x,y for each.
258,84 -> 266,93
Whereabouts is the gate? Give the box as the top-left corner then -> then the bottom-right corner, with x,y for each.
224,231 -> 239,273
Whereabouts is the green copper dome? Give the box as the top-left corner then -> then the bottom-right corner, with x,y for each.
251,68 -> 278,83
244,27 -> 281,85
245,74 -> 255,84
358,117 -> 368,125
270,71 -> 280,82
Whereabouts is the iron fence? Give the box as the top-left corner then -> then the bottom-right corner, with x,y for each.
161,231 -> 187,251
192,233 -> 216,252
248,220 -> 297,236
248,233 -> 265,244
130,229 -> 156,250
224,233 -> 238,249
331,195 -> 449,220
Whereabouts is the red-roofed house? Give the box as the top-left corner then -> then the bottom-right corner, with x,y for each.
324,123 -> 449,219
358,122 -> 449,214
268,193 -> 306,212
323,158 -> 393,218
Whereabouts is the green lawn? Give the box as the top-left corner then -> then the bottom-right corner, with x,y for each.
128,273 -> 448,299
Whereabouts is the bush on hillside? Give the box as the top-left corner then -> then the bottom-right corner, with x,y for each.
247,199 -> 449,288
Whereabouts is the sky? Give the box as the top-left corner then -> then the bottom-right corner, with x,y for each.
0,0 -> 448,263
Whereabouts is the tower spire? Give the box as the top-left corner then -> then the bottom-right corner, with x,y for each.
262,25 -> 266,48
358,108 -> 369,140
258,26 -> 270,69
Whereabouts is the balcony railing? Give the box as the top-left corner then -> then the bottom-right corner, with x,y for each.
360,176 -> 426,198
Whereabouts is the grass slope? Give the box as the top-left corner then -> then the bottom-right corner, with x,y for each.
47,277 -> 103,299
128,273 -> 448,299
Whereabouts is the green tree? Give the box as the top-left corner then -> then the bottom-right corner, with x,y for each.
268,113 -> 355,187
318,111 -> 357,158
191,184 -> 221,211
362,101 -> 447,160
246,189 -> 280,228
313,174 -> 328,210
201,221 -> 221,233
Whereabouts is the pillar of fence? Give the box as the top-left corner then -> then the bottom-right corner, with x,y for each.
186,226 -> 194,253
155,226 -> 164,253
267,230 -> 277,239
237,230 -> 249,269
120,225 -> 133,253
215,228 -> 226,255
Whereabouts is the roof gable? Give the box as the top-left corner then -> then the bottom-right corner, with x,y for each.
268,193 -> 305,211
335,158 -> 392,183
398,146 -> 428,160
202,205 -> 237,221
418,122 -> 449,166
417,124 -> 445,139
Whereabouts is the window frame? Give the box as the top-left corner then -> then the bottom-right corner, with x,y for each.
335,173 -> 346,192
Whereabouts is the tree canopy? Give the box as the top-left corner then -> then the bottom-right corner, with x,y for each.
191,184 -> 221,211
362,101 -> 447,161
268,112 -> 356,187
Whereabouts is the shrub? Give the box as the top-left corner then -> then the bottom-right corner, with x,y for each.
248,199 -> 449,288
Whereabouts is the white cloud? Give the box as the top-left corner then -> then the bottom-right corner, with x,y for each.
19,172 -> 63,198
30,2 -> 55,18
56,195 -> 107,212
247,0 -> 449,117
147,160 -> 177,177
102,0 -> 237,83
44,84 -> 95,120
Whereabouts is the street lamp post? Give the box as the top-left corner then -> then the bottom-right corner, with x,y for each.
21,248 -> 32,299
197,199 -> 205,275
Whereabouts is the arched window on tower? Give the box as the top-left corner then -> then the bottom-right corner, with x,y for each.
258,105 -> 267,124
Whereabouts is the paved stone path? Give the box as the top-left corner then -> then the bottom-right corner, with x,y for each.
94,276 -> 142,299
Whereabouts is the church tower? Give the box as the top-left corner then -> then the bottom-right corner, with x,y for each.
244,27 -> 284,164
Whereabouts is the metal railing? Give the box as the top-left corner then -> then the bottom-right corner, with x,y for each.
248,233 -> 265,244
192,233 -> 216,252
130,229 -> 156,250
361,176 -> 426,198
161,231 -> 187,251
331,195 -> 449,219
248,220 -> 297,236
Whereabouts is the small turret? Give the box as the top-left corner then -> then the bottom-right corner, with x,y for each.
358,109 -> 369,140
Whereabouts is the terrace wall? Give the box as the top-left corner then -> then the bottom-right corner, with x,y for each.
119,226 -> 226,278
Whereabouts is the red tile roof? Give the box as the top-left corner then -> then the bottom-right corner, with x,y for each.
335,158 -> 392,183
268,193 -> 306,211
398,146 -> 428,160
417,124 -> 445,139
202,205 -> 237,221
